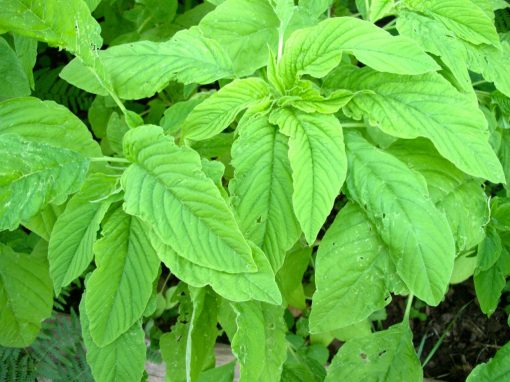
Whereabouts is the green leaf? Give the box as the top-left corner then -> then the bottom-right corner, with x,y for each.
0,134 -> 89,231
477,226 -> 503,272
0,97 -> 101,158
60,29 -> 233,100
86,208 -> 160,346
187,287 -> 218,382
199,0 -> 280,76
198,362 -> 236,382
0,242 -> 53,347
325,324 -> 422,382
121,125 -> 256,273
276,246 -> 311,309
0,36 -> 30,99
48,174 -> 117,294
269,109 -> 347,244
230,113 -> 300,271
0,0 -> 102,63
161,92 -> 211,135
299,0 -> 332,17
474,257 -> 506,316
181,78 -> 271,141
231,302 -> 287,382
150,232 -> 282,305
23,203 -> 64,241
310,202 -> 391,333
105,112 -> 129,155
402,0 -> 500,46
278,16 -> 438,88
344,132 -> 455,305
492,197 -> 510,231
397,11 -> 471,91
388,139 -> 489,251
467,340 -> 510,381
80,295 -> 146,382
12,34 -> 38,90
328,66 -> 505,183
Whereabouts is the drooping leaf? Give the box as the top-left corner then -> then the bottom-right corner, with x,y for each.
48,174 -> 117,294
0,97 -> 101,158
80,296 -> 146,382
476,226 -> 503,272
181,78 -> 271,141
199,0 -> 280,76
121,125 -> 256,273
467,340 -> 510,381
0,242 -> 52,347
0,36 -> 30,99
278,16 -> 439,88
231,302 -> 287,382
269,109 -> 347,244
230,113 -> 300,271
0,134 -> 89,231
402,0 -> 500,46
60,29 -> 233,100
328,66 -> 505,183
150,232 -> 282,305
276,246 -> 311,309
344,131 -> 455,305
474,256 -> 506,316
310,202 -> 391,333
325,324 -> 422,381
86,208 -> 160,346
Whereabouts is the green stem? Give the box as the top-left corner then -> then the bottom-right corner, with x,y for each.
472,79 -> 489,87
342,122 -> 366,128
383,19 -> 397,31
403,293 -> 414,322
91,156 -> 130,164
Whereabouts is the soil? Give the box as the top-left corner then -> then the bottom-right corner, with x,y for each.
384,281 -> 510,381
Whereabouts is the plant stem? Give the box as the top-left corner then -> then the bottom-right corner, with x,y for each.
91,156 -> 130,164
342,122 -> 366,128
472,79 -> 489,87
404,293 -> 414,322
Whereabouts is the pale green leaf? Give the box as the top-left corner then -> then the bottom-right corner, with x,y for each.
181,78 -> 271,141
230,113 -> 300,271
310,202 -> 391,333
402,0 -> 500,46
276,246 -> 311,309
86,208 -> 160,346
467,340 -> 510,381
326,324 -> 422,382
106,112 -> 129,155
60,29 -> 233,100
0,134 -> 89,231
0,243 -> 52,347
23,203 -> 64,241
198,362 -> 236,382
150,232 -> 282,305
199,0 -> 280,76
48,174 -> 117,294
0,97 -> 101,158
161,92 -> 211,135
328,66 -> 505,183
269,109 -> 347,244
0,36 -> 30,99
12,34 -> 38,90
344,132 -> 455,305
369,0 -> 395,22
80,296 -> 146,382
121,125 -> 256,273
388,139 -> 489,251
476,226 -> 502,272
0,0 -> 102,63
299,0 -> 332,17
231,302 -> 287,382
278,16 -> 438,88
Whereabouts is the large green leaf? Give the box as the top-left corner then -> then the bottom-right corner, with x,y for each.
344,132 -> 455,305
0,97 -> 101,158
277,16 -> 438,88
121,125 -> 256,273
48,174 -> 117,294
401,0 -> 500,46
328,66 -> 505,183
60,29 -> 234,100
181,78 -> 271,141
230,113 -> 300,271
388,139 -> 488,251
0,36 -> 30,99
0,0 -> 102,63
86,208 -> 160,346
80,296 -> 146,382
467,340 -> 510,381
269,109 -> 347,244
199,0 -> 280,76
0,134 -> 89,231
150,232 -> 282,305
0,242 -> 53,347
231,302 -> 287,382
325,324 -> 422,381
310,202 -> 392,333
